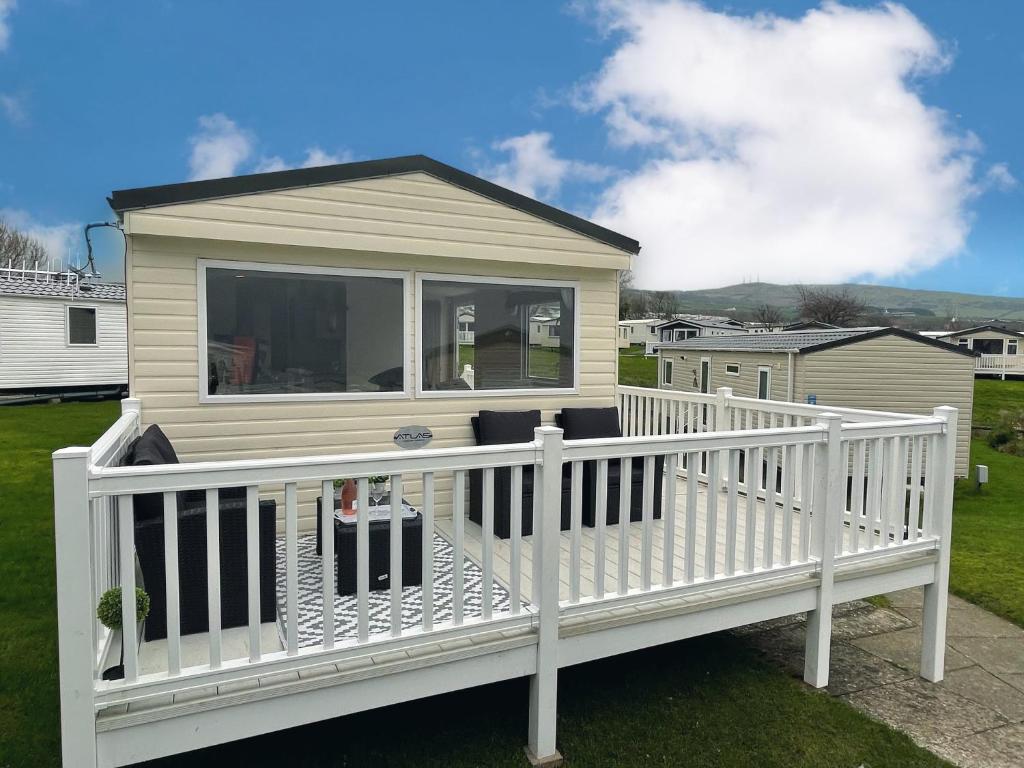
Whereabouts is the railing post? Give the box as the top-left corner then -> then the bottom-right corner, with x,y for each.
921,406 -> 958,682
53,446 -> 98,768
527,426 -> 564,767
804,413 -> 841,688
121,396 -> 141,418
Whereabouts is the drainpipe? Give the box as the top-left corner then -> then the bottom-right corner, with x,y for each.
787,351 -> 796,402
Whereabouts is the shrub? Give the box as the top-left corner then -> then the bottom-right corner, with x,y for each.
987,409 -> 1024,457
97,587 -> 151,630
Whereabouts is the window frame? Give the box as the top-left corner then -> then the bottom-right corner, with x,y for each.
415,272 -> 581,398
725,362 -> 741,377
757,365 -> 772,400
662,358 -> 673,386
197,258 -> 411,404
1008,339 -> 1019,355
66,304 -> 98,347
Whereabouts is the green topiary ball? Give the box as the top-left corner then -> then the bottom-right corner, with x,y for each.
97,587 -> 151,630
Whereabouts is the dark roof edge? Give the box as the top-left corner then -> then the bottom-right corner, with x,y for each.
801,327 -> 979,357
108,154 -> 641,255
935,324 -> 1024,339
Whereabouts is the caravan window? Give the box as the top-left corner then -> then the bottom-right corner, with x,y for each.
200,261 -> 407,401
419,275 -> 577,394
67,306 -> 97,345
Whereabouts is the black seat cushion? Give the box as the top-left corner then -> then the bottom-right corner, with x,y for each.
125,424 -> 180,466
559,407 -> 622,440
475,410 -> 541,445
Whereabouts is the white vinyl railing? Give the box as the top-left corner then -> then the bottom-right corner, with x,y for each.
53,389 -> 958,767
976,353 -> 1024,377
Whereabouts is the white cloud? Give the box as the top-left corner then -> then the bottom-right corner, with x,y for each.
245,146 -> 353,175
0,208 -> 81,265
187,113 -> 254,181
0,0 -> 15,52
576,0 -> 984,289
0,93 -> 25,124
983,163 -> 1017,192
480,131 -> 611,199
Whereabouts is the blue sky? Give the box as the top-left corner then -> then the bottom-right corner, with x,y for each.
0,0 -> 1020,297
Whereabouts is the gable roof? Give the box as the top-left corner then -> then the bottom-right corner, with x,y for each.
0,275 -> 126,302
655,326 -> 978,357
108,154 -> 640,255
657,317 -> 745,332
936,324 -> 1024,339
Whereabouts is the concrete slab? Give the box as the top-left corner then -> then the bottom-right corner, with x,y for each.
940,666 -> 1024,722
896,604 -> 1024,640
851,627 -> 973,674
830,606 -> 915,641
948,637 -> 1024,676
886,588 -> 924,609
936,722 -> 1024,768
823,642 -> 913,696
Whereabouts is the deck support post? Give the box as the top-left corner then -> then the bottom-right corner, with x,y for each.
804,413 -> 842,688
53,446 -> 99,768
526,426 -> 564,767
921,406 -> 958,682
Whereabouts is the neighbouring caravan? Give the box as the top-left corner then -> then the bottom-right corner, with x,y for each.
656,327 -> 976,476
0,269 -> 127,395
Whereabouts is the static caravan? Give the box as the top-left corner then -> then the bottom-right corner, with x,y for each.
113,155 -> 637,522
656,327 -> 976,476
617,318 -> 661,348
935,324 -> 1024,379
0,271 -> 127,395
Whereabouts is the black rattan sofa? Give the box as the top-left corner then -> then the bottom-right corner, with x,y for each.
555,407 -> 664,527
468,410 -> 572,539
125,425 -> 277,641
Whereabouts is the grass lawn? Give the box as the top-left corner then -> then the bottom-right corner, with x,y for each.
1,400 -> 949,767
949,378 -> 1024,628
618,347 -> 658,387
0,400 -> 121,766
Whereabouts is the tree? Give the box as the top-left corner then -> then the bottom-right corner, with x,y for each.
0,218 -> 52,271
649,291 -> 679,320
753,304 -> 784,328
796,286 -> 867,327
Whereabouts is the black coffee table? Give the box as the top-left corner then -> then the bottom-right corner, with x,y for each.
315,497 -> 423,595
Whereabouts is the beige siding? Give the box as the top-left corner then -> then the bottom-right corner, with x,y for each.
662,348 -> 791,401
124,172 -> 632,271
0,295 -> 127,389
797,335 -> 975,475
128,234 -> 618,524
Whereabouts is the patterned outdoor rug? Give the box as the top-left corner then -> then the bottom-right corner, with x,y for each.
275,532 -> 513,648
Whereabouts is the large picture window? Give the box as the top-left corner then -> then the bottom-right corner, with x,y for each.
201,263 -> 406,400
419,276 -> 576,393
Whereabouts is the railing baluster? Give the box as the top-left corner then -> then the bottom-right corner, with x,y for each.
922,434 -> 938,536
745,447 -> 759,572
908,437 -> 923,542
118,495 -> 138,682
163,491 -> 180,676
569,461 -> 582,604
725,449 -> 738,576
356,478 -> 370,642
662,453 -> 678,587
617,457 -> 631,595
321,479 -> 335,649
799,444 -> 812,562
594,460 -> 608,599
763,447 -> 777,568
453,469 -> 465,625
422,472 -> 435,631
850,440 -> 867,553
781,444 -> 795,564
510,466 -> 523,614
206,488 -> 222,668
685,452 -> 698,583
285,482 -> 298,654
245,485 -> 261,662
641,455 -> 655,590
705,451 -> 719,580
867,438 -> 884,549
481,469 -> 494,620
390,473 -> 404,635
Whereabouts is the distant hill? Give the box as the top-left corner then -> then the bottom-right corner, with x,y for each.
625,282 -> 1024,325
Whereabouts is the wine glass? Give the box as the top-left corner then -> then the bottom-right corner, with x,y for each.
369,479 -> 387,508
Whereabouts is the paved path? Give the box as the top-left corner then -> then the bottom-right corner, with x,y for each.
734,590 -> 1024,768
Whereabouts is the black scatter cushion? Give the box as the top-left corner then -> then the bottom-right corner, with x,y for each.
559,407 -> 622,440
124,424 -> 180,466
476,410 -> 542,445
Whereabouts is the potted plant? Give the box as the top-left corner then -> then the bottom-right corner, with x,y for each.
97,586 -> 151,680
